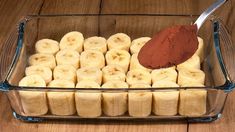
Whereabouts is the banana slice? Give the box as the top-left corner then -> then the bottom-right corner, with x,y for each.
152,80 -> 179,116
128,83 -> 152,117
56,49 -> 80,69
177,54 -> 200,71
35,39 -> 59,55
151,67 -> 177,83
177,68 -> 205,86
195,37 -> 204,63
105,49 -> 130,72
129,53 -> 152,72
179,89 -> 207,116
80,50 -> 105,69
83,36 -> 107,53
28,53 -> 56,69
102,65 -> 126,83
126,69 -> 151,85
47,80 -> 75,116
76,67 -> 102,85
75,80 -> 101,117
59,31 -> 84,53
25,65 -> 52,84
102,81 -> 128,116
18,75 -> 48,116
130,37 -> 151,54
107,33 -> 131,51
53,65 -> 77,83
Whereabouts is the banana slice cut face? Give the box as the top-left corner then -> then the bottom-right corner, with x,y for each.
151,67 -> 177,83
105,49 -> 130,72
107,33 -> 131,51
178,68 -> 205,86
130,37 -> 151,54
76,67 -> 102,85
80,50 -> 105,69
35,39 -> 59,55
56,49 -> 80,69
25,65 -> 52,84
59,31 -> 84,53
53,65 -> 77,83
29,53 -> 56,69
102,65 -> 126,83
84,36 -> 107,53
126,69 -> 151,85
177,54 -> 200,71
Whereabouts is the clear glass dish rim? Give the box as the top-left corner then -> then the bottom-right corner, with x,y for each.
1,14 -> 234,92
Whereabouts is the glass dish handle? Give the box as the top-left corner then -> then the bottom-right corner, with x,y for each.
214,19 -> 235,91
0,21 -> 25,92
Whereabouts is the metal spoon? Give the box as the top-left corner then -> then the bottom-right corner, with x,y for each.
195,0 -> 227,30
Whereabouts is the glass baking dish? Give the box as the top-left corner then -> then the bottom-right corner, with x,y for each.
0,14 -> 234,122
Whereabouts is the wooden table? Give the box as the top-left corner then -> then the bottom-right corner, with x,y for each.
0,0 -> 235,131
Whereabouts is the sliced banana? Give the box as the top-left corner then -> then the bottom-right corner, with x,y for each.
102,81 -> 128,116
80,50 -> 105,69
47,80 -> 75,116
83,36 -> 107,53
25,65 -> 52,84
75,80 -> 101,117
152,80 -> 179,116
177,68 -> 205,86
59,31 -> 84,53
126,69 -> 151,85
53,65 -> 77,83
35,39 -> 59,55
56,49 -> 80,69
107,33 -> 131,51
130,37 -> 151,54
102,65 -> 126,83
151,67 -> 177,83
76,67 -> 102,85
179,89 -> 207,116
129,53 -> 152,72
28,53 -> 56,69
128,83 -> 152,117
195,37 -> 204,63
105,49 -> 130,72
177,54 -> 200,71
18,75 -> 48,116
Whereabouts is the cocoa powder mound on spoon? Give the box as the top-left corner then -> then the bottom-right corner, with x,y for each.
138,24 -> 198,69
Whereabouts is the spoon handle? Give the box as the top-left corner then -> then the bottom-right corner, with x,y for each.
194,0 -> 227,30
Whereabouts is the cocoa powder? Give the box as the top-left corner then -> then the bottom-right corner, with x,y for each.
138,24 -> 198,69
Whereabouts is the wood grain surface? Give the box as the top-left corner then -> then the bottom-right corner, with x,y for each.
0,0 -> 235,132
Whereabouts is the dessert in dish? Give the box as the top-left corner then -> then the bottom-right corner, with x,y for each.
18,31 -> 206,117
